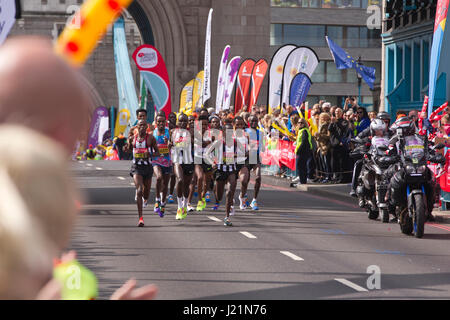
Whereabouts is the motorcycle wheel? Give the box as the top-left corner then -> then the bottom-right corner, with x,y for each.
368,208 -> 379,220
381,208 -> 389,223
414,194 -> 426,239
399,208 -> 413,235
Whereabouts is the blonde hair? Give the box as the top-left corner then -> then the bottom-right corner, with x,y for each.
0,125 -> 78,299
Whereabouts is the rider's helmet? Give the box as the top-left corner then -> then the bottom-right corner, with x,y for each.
376,112 -> 391,127
391,116 -> 416,135
370,118 -> 387,137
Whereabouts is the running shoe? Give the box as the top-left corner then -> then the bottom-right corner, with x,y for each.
176,208 -> 183,220
138,217 -> 144,227
167,195 -> 175,204
187,204 -> 195,212
154,201 -> 163,217
160,204 -> 165,217
194,191 -> 198,198
135,190 -> 138,202
230,205 -> 235,216
196,200 -> 205,212
250,199 -> 259,211
182,207 -> 188,219
202,198 -> 207,210
212,202 -> 220,211
143,198 -> 148,208
205,192 -> 211,203
223,217 -> 232,227
244,194 -> 250,207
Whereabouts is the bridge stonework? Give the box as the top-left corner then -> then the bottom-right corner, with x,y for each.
9,0 -> 271,115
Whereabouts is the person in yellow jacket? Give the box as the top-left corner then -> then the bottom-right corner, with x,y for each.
293,118 -> 313,185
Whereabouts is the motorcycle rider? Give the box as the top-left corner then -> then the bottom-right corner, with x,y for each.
350,112 -> 393,197
388,117 -> 443,222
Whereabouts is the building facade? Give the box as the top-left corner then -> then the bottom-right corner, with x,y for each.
382,0 -> 449,117
9,0 -> 382,118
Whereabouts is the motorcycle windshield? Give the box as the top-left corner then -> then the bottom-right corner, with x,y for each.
404,135 -> 425,163
371,136 -> 389,156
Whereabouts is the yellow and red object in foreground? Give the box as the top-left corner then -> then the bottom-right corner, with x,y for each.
55,0 -> 133,67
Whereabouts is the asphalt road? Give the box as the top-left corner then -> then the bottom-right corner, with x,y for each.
69,160 -> 450,300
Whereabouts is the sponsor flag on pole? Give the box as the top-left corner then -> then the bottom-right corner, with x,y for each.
202,8 -> 213,105
216,45 -> 231,113
132,44 -> 172,119
223,56 -> 241,111
234,59 -> 256,114
326,36 -> 375,90
281,47 -> 319,107
88,107 -> 109,147
192,71 -> 205,112
180,79 -> 194,115
428,0 -> 449,116
267,45 -> 297,113
250,59 -> 269,107
289,73 -> 312,108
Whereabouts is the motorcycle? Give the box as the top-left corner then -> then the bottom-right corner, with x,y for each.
365,136 -> 398,223
350,137 -> 380,220
393,131 -> 445,238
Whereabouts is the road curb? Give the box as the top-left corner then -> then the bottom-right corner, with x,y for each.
262,174 -> 450,224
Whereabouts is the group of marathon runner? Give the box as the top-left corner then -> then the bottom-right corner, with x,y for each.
124,108 -> 263,228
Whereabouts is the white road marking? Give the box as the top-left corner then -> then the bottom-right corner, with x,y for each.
335,278 -> 368,292
78,161 -> 84,164
280,251 -> 304,261
86,163 -> 93,167
117,177 -> 126,180
240,231 -> 257,239
96,167 -> 103,171
130,183 -> 135,186
208,216 -> 222,222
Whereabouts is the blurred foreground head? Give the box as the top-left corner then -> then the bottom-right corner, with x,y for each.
0,125 -> 79,299
0,36 -> 91,152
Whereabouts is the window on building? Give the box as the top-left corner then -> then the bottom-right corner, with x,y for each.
284,24 -> 326,47
270,0 -> 372,8
270,24 -> 381,48
311,61 -> 325,83
326,61 -> 343,82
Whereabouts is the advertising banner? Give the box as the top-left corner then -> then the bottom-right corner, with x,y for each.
114,108 -> 130,137
289,73 -> 312,107
234,59 -> 255,114
250,59 -> 269,107
428,0 -> 449,115
216,45 -> 231,113
88,107 -> 109,148
222,56 -> 241,111
192,71 -> 205,112
202,8 -> 213,105
180,79 -> 194,114
132,44 -> 171,118
267,45 -> 297,113
281,47 -> 319,107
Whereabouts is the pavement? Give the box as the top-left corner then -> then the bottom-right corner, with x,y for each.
69,160 -> 450,300
265,176 -> 450,223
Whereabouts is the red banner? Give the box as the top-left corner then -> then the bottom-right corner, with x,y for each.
234,59 -> 255,114
132,45 -> 172,118
250,59 -> 269,107
260,139 -> 296,171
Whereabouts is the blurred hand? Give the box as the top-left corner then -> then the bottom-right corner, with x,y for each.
110,278 -> 158,300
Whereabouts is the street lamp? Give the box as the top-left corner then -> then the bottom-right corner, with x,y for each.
357,56 -> 362,106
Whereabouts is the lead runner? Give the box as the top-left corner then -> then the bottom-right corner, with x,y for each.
128,120 -> 160,227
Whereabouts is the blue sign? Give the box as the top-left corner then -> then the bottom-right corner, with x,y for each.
289,73 -> 312,107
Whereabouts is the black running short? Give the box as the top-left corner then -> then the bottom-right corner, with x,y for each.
215,170 -> 236,182
181,164 -> 195,176
130,164 -> 153,180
